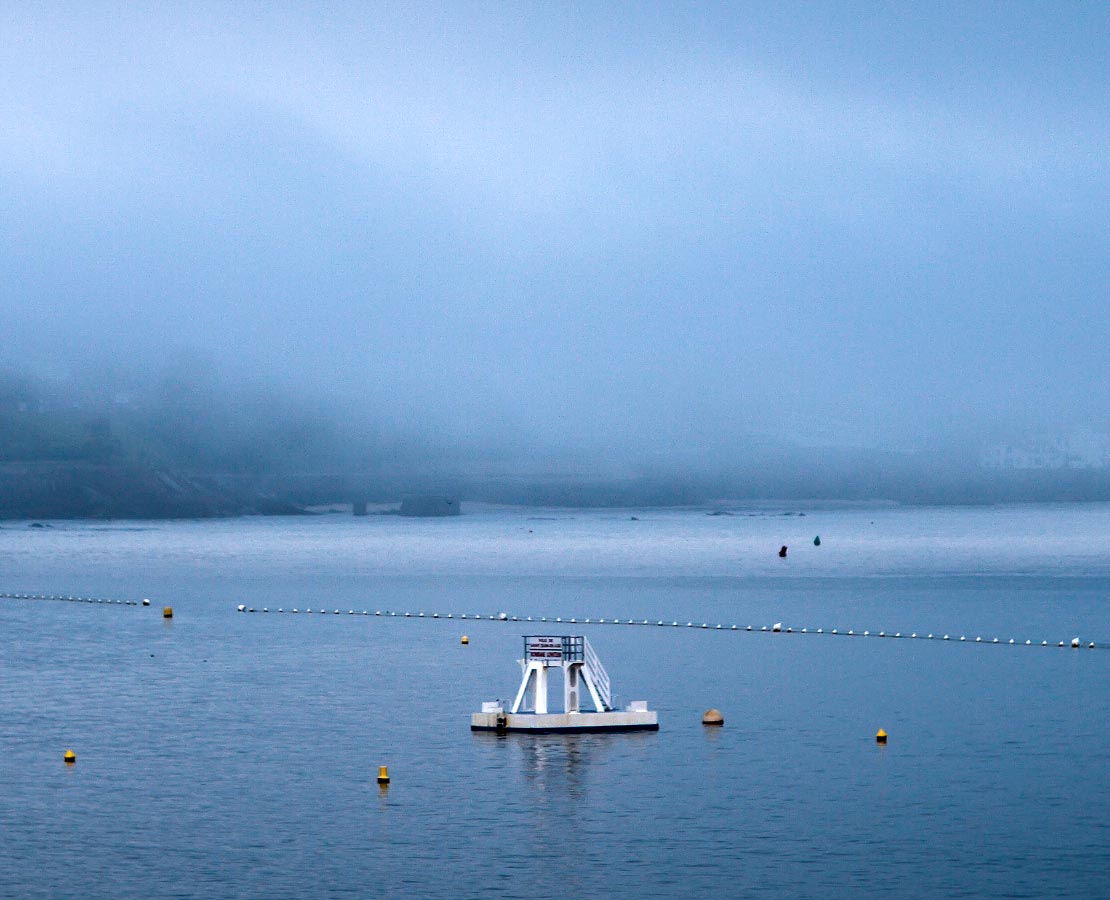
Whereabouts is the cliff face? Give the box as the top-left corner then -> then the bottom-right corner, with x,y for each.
0,461 -> 306,519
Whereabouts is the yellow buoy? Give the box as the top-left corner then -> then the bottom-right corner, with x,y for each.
163,606 -> 173,619
376,765 -> 390,785
876,729 -> 888,744
702,709 -> 724,726
64,749 -> 76,764
460,635 -> 469,645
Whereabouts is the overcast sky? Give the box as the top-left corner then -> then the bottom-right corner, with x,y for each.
2,2 -> 1106,469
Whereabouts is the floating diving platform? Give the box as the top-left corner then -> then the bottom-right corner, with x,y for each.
471,635 -> 658,733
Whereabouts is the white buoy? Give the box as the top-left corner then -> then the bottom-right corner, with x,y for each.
1071,638 -> 1080,648
237,605 -> 246,612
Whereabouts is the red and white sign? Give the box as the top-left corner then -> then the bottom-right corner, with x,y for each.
526,636 -> 563,660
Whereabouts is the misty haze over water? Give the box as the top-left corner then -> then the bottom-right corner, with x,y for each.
1,3 -> 1107,511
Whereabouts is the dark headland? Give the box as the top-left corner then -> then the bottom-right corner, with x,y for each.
3,371 -> 1109,519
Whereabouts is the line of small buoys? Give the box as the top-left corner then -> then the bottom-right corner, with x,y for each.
0,590 -> 149,607
233,604 -> 1105,650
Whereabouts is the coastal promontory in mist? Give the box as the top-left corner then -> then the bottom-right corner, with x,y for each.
2,3 -> 1106,514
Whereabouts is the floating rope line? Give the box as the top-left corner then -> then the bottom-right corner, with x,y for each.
0,590 -> 147,607
234,604 -> 1107,650
7,589 -> 1100,650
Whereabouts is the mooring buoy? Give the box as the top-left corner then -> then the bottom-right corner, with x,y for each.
64,749 -> 76,764
876,729 -> 887,744
163,607 -> 173,619
702,709 -> 724,726
376,765 -> 390,785
461,635 -> 469,645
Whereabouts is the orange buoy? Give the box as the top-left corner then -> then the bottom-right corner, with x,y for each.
702,709 -> 724,726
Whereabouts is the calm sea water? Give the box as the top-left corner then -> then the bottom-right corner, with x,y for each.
2,503 -> 1109,899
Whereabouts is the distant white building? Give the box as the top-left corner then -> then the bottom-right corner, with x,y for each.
980,432 -> 1110,470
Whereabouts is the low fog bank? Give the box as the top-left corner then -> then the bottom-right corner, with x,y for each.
2,365 -> 1107,519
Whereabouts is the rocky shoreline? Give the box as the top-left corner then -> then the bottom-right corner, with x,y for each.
0,461 -> 307,519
